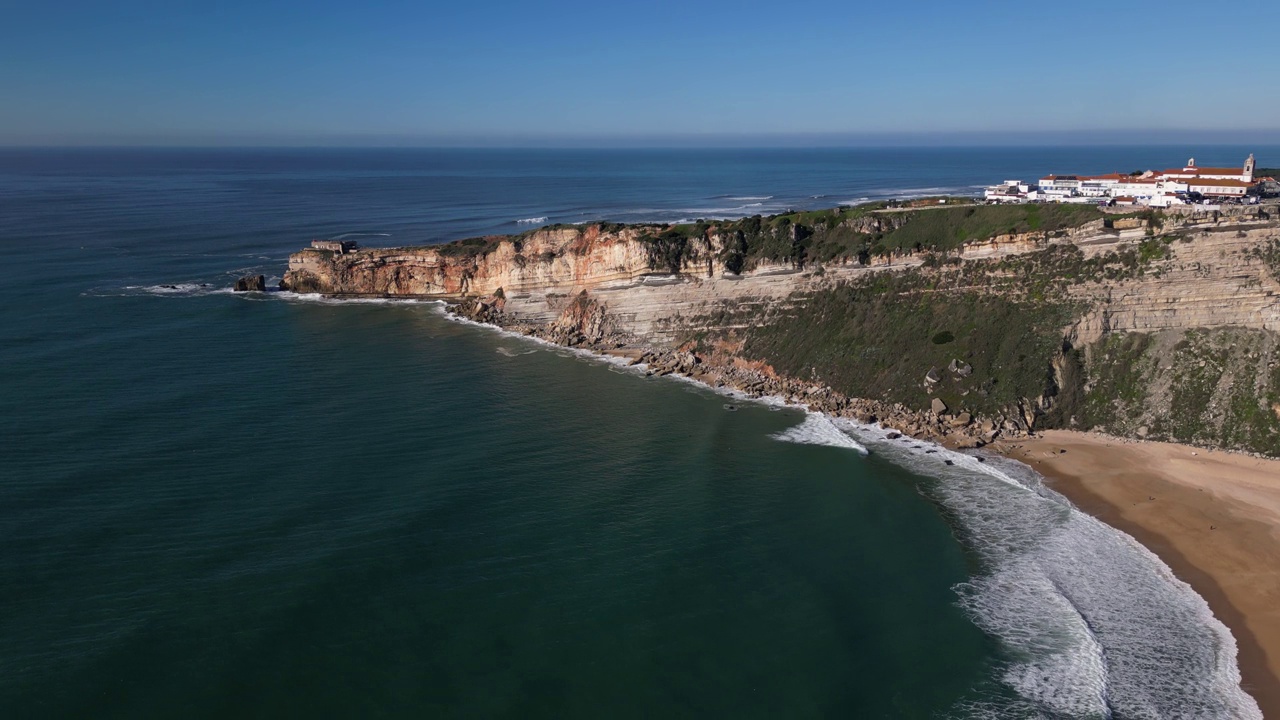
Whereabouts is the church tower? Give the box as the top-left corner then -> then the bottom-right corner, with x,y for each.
1244,153 -> 1255,182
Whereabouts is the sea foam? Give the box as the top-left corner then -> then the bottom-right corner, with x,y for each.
846,428 -> 1262,719
770,413 -> 868,454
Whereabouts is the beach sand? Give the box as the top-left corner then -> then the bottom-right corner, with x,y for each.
996,430 -> 1280,716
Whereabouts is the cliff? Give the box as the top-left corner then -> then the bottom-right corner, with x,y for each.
281,202 -> 1280,456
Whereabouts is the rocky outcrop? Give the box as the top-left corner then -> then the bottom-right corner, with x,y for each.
234,274 -> 266,292
281,225 -> 667,298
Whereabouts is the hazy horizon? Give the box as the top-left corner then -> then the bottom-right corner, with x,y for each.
5,130 -> 1280,150
3,1 -> 1278,147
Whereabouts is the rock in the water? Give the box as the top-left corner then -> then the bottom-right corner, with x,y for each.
234,274 -> 266,292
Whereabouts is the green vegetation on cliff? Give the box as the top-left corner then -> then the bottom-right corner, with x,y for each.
426,202 -> 1107,273
1056,328 -> 1280,455
734,272 -> 1078,417
702,202 -> 1104,271
685,239 -> 1255,440
1249,238 -> 1280,282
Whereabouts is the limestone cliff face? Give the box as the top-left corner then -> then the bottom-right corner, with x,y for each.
282,225 -> 696,298
281,209 -> 1280,346
279,205 -> 1280,453
1069,225 -> 1280,343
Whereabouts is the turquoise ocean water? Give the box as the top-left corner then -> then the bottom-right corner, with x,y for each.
2,148 -> 1272,718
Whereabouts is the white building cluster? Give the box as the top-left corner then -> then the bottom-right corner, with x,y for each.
984,154 -> 1266,207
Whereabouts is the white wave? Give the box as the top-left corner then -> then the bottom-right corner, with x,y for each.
841,428 -> 1262,719
719,195 -> 773,201
125,283 -> 233,297
770,413 -> 868,455
516,216 -> 548,224
848,186 -> 982,202
272,291 -> 443,307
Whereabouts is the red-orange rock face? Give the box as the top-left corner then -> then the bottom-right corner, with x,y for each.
281,224 -> 688,297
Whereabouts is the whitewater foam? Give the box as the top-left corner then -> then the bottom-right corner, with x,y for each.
331,232 -> 392,239
272,291 -> 443,307
845,428 -> 1262,719
111,283 -> 235,298
770,413 -> 868,454
516,216 -> 548,225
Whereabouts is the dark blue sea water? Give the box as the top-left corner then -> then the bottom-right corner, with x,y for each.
1,147 -> 1271,718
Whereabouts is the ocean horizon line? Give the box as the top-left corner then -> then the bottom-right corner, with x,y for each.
3,130 -> 1280,151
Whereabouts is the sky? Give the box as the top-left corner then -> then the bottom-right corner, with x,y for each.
2,0 -> 1279,146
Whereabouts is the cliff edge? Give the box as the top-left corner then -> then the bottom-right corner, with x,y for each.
282,202 -> 1280,456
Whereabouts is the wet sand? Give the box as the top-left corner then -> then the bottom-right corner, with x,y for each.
995,430 -> 1280,716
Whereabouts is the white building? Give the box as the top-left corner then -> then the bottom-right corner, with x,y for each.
1157,155 -> 1255,183
1013,155 -> 1259,207
984,180 -> 1034,202
1184,177 -> 1253,198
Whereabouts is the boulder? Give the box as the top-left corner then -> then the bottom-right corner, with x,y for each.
948,359 -> 973,377
234,274 -> 266,292
925,367 -> 941,384
931,397 -> 948,415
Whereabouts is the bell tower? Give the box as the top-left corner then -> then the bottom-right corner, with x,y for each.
1244,153 -> 1255,182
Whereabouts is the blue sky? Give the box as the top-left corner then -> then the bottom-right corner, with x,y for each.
3,0 -> 1278,146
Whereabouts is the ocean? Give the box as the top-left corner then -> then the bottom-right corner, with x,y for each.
1,147 -> 1271,718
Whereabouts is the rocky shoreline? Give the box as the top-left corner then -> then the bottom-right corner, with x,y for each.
451,293 -> 1032,450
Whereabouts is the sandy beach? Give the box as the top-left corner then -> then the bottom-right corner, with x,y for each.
995,430 -> 1280,715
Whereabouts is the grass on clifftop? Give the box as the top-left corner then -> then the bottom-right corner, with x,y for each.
422,202 -> 1107,270
714,202 -> 1103,269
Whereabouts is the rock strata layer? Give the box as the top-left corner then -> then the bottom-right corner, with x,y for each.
282,203 -> 1280,455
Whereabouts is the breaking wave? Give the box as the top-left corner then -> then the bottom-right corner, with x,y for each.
843,426 -> 1262,719
516,216 -> 548,225
100,283 -> 235,298
271,291 -> 441,307
331,232 -> 391,239
770,413 -> 868,454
